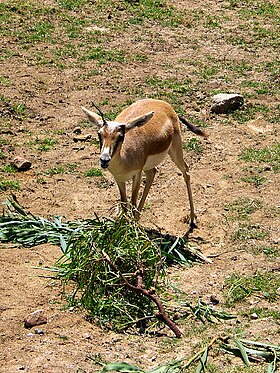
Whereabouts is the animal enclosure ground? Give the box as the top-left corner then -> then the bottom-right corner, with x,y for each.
0,0 -> 279,372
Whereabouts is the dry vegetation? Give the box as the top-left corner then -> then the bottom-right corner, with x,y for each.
0,0 -> 279,372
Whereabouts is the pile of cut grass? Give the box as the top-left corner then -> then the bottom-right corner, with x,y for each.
0,195 -> 208,334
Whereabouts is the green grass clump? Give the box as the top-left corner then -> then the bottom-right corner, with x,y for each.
225,271 -> 280,306
242,307 -> 280,320
231,223 -> 267,242
224,197 -> 263,220
81,47 -> 126,65
84,168 -> 103,177
1,164 -> 17,174
239,143 -> 280,172
57,0 -> 87,11
32,137 -> 58,151
183,138 -> 204,154
252,245 -> 279,260
241,175 -> 266,187
44,164 -> 78,176
0,178 -> 20,191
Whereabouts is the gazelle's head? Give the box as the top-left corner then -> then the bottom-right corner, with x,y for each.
81,105 -> 154,169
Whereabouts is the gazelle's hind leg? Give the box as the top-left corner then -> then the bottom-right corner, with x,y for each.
135,168 -> 156,220
168,133 -> 196,229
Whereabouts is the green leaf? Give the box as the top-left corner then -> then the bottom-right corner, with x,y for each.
195,347 -> 208,373
101,362 -> 144,372
233,339 -> 250,366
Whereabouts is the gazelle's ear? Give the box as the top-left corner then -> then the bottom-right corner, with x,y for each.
81,106 -> 103,127
126,111 -> 154,131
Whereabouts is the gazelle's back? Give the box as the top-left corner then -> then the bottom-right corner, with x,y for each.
115,99 -> 179,161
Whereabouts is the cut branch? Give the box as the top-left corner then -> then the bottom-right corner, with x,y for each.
101,250 -> 182,337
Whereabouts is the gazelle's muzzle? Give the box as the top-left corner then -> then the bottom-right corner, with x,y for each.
100,153 -> 111,169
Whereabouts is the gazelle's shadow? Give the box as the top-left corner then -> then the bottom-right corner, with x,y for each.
144,227 -> 202,266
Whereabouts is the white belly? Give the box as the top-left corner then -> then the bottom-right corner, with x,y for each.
143,150 -> 169,170
109,149 -> 169,182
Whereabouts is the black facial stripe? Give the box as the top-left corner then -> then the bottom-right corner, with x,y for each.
98,132 -> 103,150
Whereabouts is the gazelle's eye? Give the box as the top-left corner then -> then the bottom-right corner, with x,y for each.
118,133 -> 124,142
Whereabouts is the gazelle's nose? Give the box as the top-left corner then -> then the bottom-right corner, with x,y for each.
100,154 -> 111,169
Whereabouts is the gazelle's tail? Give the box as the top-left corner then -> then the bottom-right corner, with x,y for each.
179,116 -> 208,138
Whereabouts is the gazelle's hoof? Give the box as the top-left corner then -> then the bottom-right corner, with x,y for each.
133,210 -> 140,221
184,220 -> 197,237
190,220 -> 197,231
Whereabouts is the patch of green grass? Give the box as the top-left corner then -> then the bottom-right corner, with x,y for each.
0,177 -> 20,191
252,245 -> 279,260
45,167 -> 65,176
225,271 -> 280,306
239,143 -> 280,172
224,197 -> 263,220
146,76 -> 192,96
241,80 -> 272,95
0,138 -> 9,146
144,76 -> 193,111
36,176 -> 47,185
123,0 -> 182,27
84,168 -> 103,177
183,138 -> 204,154
231,223 -> 268,242
240,175 -> 266,187
81,47 -> 126,65
17,20 -> 55,44
57,0 -> 87,11
242,307 -> 280,320
0,150 -> 7,160
44,163 -> 78,176
1,164 -> 17,174
0,96 -> 27,120
35,138 -> 58,152
230,103 -> 269,124
199,66 -> 219,80
0,76 -> 11,86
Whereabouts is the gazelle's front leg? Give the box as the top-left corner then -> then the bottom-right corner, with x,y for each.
117,181 -> 128,212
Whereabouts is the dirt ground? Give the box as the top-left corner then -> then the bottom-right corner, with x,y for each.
0,0 -> 279,372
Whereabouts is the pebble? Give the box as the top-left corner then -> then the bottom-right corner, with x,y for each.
24,309 -> 47,329
34,329 -> 44,335
251,313 -> 259,320
73,126 -> 82,134
73,134 -> 92,142
12,156 -> 32,171
209,295 -> 219,305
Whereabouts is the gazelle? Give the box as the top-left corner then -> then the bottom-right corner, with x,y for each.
82,99 -> 207,231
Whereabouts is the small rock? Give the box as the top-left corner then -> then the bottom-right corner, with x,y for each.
34,328 -> 44,335
251,313 -> 259,320
209,295 -> 219,305
73,134 -> 92,142
211,93 -> 244,114
82,333 -> 91,340
24,309 -> 47,329
12,156 -> 32,171
73,126 -> 82,135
